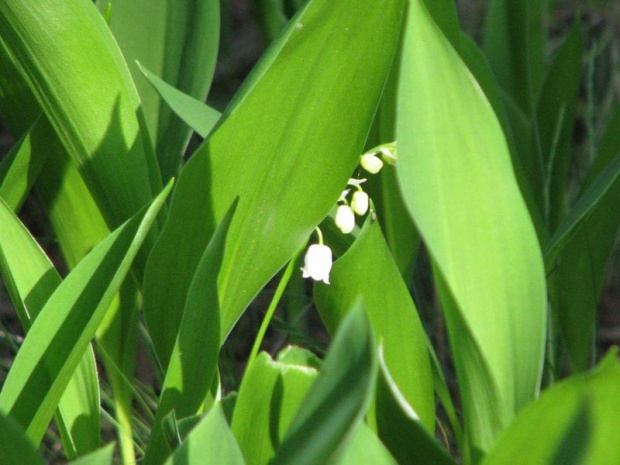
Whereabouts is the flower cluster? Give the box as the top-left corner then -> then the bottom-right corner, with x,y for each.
301,142 -> 396,284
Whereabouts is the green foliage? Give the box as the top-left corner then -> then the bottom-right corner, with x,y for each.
0,0 -> 617,464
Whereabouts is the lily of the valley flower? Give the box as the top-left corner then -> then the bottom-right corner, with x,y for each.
301,244 -> 332,284
335,204 -> 355,234
360,152 -> 384,174
351,190 -> 369,215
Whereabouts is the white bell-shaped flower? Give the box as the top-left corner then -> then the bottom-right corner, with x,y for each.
301,244 -> 333,284
351,190 -> 369,215
335,204 -> 355,234
360,153 -> 384,174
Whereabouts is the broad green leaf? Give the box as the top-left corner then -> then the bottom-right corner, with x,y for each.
314,218 -> 434,430
0,0 -> 163,247
272,303 -> 377,465
144,200 -> 237,465
231,349 -> 318,465
482,349 -> 620,465
457,33 -> 546,240
0,198 -> 101,457
0,119 -> 47,212
484,0 -> 545,113
0,182 -> 172,445
0,17 -> 139,462
375,348 -> 456,465
97,0 -> 219,181
549,105 -> 620,371
68,444 -> 115,465
0,411 -> 44,465
537,21 -> 584,231
163,403 -> 245,465
143,0 -> 405,369
397,1 -> 546,452
138,63 -> 222,138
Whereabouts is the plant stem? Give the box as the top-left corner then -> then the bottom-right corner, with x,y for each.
248,247 -> 303,367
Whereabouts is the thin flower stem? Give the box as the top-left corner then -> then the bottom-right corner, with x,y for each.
314,226 -> 324,245
247,247 -> 304,367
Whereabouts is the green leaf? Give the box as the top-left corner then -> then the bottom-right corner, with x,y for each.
545,151 -> 620,265
0,0 -> 163,245
68,444 -> 115,465
335,423 -> 397,465
97,0 -> 220,181
144,200 -> 238,465
0,411 -> 44,465
143,0 -> 405,369
0,16 -> 138,461
314,217 -> 434,430
456,33 -> 546,240
0,182 -> 172,445
163,403 -> 245,465
0,118 -> 48,212
482,349 -> 620,465
231,349 -> 318,465
484,0 -> 545,112
397,0 -> 547,452
254,0 -> 287,42
548,105 -> 620,371
375,347 -> 456,465
137,62 -> 222,139
537,21 -> 584,231
0,199 -> 101,457
272,303 -> 377,465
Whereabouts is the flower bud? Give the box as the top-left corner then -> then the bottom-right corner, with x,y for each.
360,153 -> 384,174
351,190 -> 369,215
335,205 -> 355,234
301,244 -> 333,284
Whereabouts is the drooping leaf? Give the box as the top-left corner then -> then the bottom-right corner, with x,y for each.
397,0 -> 547,453
482,349 -> 620,465
314,217 -> 434,430
138,62 -> 222,139
0,182 -> 172,445
231,349 -> 318,465
97,0 -> 220,181
272,303 -> 377,465
143,0 -> 405,369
